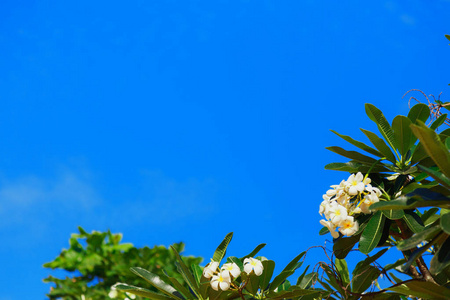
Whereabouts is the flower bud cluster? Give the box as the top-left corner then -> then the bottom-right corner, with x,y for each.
319,172 -> 382,238
202,257 -> 264,291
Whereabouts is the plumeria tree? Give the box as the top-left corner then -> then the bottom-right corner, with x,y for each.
112,98 -> 450,299
96,35 -> 450,300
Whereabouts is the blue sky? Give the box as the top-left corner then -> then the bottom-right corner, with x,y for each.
1,1 -> 450,299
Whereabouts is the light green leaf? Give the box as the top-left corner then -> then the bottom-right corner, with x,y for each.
392,115 -> 414,156
171,246 -> 202,299
335,258 -> 349,287
353,248 -> 388,278
113,283 -> 175,300
163,271 -> 195,300
361,129 -> 397,163
212,232 -> 233,263
359,211 -> 385,254
130,267 -> 183,300
365,104 -> 398,156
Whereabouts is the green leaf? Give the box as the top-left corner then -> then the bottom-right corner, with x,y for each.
335,259 -> 349,287
227,256 -> 244,271
325,146 -> 380,164
351,265 -> 381,294
365,103 -> 398,156
333,235 -> 360,259
430,236 -> 450,275
325,161 -> 389,173
370,196 -> 450,210
242,272 -> 259,295
387,280 -> 450,299
400,181 -> 438,195
381,209 -> 405,220
418,165 -> 450,190
130,267 -> 183,300
269,252 -> 305,291
446,137 -> 450,150
330,130 -> 383,157
212,232 -> 233,263
411,121 -> 450,178
113,283 -> 175,300
359,211 -> 385,254
407,103 -> 430,124
361,129 -> 397,163
259,260 -> 275,291
170,246 -> 202,299
396,225 -> 441,251
446,34 -> 450,41
392,115 -> 414,156
430,113 -> 448,130
163,272 -> 195,300
298,271 -> 318,289
240,243 -> 266,260
440,212 -> 450,234
353,248 -> 388,278
403,210 -> 425,234
191,264 -> 203,285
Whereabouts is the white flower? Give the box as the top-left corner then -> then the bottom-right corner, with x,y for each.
203,261 -> 219,278
346,172 -> 365,195
328,202 -> 348,224
320,219 -> 340,238
319,199 -> 330,216
221,262 -> 241,278
244,257 -> 264,276
108,289 -> 118,299
211,270 -> 231,291
338,216 -> 359,236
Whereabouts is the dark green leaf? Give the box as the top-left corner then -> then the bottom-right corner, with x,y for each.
430,113 -> 448,130
407,103 -> 430,124
330,130 -> 383,157
212,232 -> 233,263
418,165 -> 450,190
392,115 -> 414,156
325,146 -> 380,164
370,195 -> 450,210
171,246 -> 202,299
387,280 -> 450,299
396,225 -> 441,251
240,243 -> 266,260
365,103 -> 398,155
440,212 -> 450,234
259,259 -> 275,291
430,236 -> 450,275
298,271 -> 318,289
333,235 -> 360,259
411,121 -> 450,179
403,210 -> 425,234
351,265 -> 381,294
353,248 -> 388,278
359,211 -> 385,254
163,271 -> 195,300
361,129 -> 397,163
381,209 -> 404,220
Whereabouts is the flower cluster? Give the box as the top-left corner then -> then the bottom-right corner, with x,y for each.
319,172 -> 382,238
202,257 -> 264,291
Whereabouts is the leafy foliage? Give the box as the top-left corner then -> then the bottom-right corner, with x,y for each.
43,227 -> 202,299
